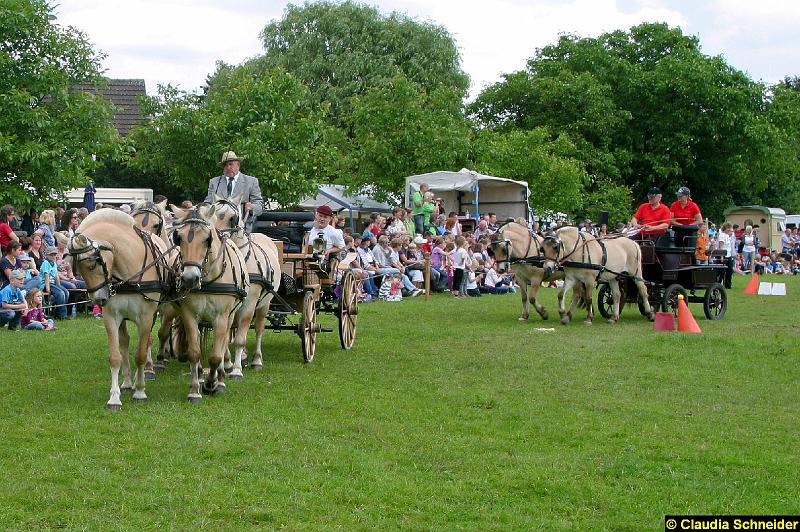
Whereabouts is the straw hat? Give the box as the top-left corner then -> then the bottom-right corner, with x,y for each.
219,151 -> 243,165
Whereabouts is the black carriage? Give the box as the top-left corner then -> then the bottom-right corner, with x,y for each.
253,211 -> 359,362
597,224 -> 728,321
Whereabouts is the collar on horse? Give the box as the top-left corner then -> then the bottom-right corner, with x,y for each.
494,229 -> 547,268
69,226 -> 176,299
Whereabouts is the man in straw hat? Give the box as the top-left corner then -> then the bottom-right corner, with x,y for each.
204,151 -> 264,233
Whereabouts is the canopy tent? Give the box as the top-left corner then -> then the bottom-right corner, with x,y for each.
404,168 -> 530,222
297,184 -> 393,231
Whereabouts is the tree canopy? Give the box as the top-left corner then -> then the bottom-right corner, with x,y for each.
469,22 -> 797,221
0,0 -> 121,208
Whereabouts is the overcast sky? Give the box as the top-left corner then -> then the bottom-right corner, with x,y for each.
53,0 -> 800,98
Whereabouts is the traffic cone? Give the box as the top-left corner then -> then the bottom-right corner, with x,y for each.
676,294 -> 701,334
653,312 -> 675,331
743,273 -> 759,295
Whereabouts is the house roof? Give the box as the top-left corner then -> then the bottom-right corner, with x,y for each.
75,79 -> 146,135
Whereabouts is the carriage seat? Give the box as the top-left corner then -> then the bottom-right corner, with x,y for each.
654,225 -> 698,254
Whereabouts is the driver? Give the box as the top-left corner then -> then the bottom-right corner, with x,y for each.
306,205 -> 345,260
631,187 -> 670,237
669,186 -> 703,226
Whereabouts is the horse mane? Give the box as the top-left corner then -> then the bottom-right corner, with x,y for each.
81,208 -> 135,229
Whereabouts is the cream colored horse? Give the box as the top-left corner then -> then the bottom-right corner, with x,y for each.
541,226 -> 653,325
489,222 -> 568,321
62,209 -> 172,410
212,194 -> 281,375
170,204 -> 250,401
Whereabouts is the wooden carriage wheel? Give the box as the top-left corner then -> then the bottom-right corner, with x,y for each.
338,271 -> 359,350
299,290 -> 319,363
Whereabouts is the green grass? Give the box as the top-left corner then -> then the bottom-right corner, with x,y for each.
1,275 -> 798,530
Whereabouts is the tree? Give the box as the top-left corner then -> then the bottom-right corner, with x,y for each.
344,76 -> 471,200
257,1 -> 469,125
0,0 -> 121,208
469,23 -> 779,220
129,65 -> 339,205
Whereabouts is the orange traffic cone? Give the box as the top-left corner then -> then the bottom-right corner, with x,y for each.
676,294 -> 701,334
653,311 -> 675,331
743,273 -> 759,295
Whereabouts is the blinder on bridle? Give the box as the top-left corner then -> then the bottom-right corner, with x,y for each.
68,235 -> 115,293
215,198 -> 241,231
133,205 -> 164,235
171,214 -> 215,271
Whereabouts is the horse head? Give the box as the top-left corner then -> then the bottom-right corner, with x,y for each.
540,232 -> 563,278
212,192 -> 244,233
64,232 -> 115,307
170,204 -> 218,289
489,230 -> 512,273
132,199 -> 168,240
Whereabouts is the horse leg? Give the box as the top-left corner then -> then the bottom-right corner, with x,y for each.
530,275 -> 548,320
250,306 -> 268,370
182,315 -> 203,403
518,281 -> 530,321
132,310 -> 157,402
118,321 -> 134,392
203,314 -> 231,396
634,277 -> 655,321
608,279 -> 621,323
559,278 -> 575,324
104,316 -> 124,410
583,281 -> 596,325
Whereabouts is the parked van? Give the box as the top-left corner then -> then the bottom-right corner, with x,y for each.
785,214 -> 800,229
723,205 -> 786,252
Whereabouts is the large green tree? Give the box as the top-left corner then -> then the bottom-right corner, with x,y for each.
0,0 -> 121,208
257,1 -> 469,125
470,23 -> 782,220
129,64 -> 339,205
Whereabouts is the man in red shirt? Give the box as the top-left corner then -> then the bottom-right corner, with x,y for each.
669,187 -> 703,226
632,187 -> 671,236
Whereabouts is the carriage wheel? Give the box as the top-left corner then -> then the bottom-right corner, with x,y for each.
662,284 -> 688,317
338,272 -> 359,350
703,283 -> 728,320
596,284 -> 620,320
299,291 -> 319,363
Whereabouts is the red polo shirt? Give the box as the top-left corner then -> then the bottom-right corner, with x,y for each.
634,202 -> 671,235
669,200 -> 701,225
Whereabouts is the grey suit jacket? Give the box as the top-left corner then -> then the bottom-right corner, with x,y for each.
205,172 -> 264,232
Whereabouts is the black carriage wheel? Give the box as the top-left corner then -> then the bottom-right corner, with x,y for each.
661,284 -> 688,317
703,283 -> 728,320
300,291 -> 318,363
596,284 -> 621,320
338,272 -> 359,350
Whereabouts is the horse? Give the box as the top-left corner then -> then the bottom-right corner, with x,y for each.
541,226 -> 654,325
212,194 -> 281,375
170,204 -> 250,402
60,209 -> 173,410
489,221 -> 569,321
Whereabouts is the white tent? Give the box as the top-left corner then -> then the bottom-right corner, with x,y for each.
404,168 -> 530,222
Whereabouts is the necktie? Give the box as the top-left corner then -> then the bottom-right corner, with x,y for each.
227,177 -> 234,196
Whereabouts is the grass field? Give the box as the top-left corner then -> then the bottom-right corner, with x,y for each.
0,274 -> 798,530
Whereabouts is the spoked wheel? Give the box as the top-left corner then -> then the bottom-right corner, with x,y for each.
596,284 -> 620,320
703,283 -> 728,320
299,291 -> 319,363
338,271 -> 359,350
662,284 -> 688,317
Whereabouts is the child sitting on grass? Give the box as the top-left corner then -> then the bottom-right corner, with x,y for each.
21,288 -> 55,330
378,272 -> 404,302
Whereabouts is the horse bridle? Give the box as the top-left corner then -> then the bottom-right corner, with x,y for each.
172,216 -> 232,288
68,236 -> 115,294
132,206 -> 164,236
214,198 -> 242,233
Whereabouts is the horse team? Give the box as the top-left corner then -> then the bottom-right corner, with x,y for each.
61,195 -> 279,410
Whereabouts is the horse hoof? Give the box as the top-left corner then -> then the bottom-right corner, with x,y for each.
541,311 -> 549,320
250,363 -> 263,371
132,396 -> 147,404
153,364 -> 166,373
228,373 -> 243,380
144,370 -> 157,381
187,395 -> 202,404
560,317 -> 570,325
214,384 -> 226,394
120,385 -> 134,393
518,317 -> 528,322
583,320 -> 593,325
607,318 -> 617,324
241,359 -> 249,369
648,312 -> 655,322
106,403 -> 122,412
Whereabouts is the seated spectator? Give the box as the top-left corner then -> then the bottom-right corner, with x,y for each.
695,223 -> 709,265
21,288 -> 55,330
1,204 -> 20,251
465,260 -> 484,297
400,239 -> 425,288
0,269 -> 27,330
483,263 -> 514,294
19,251 -> 40,292
20,208 -> 39,235
1,240 -> 24,288
40,246 -> 68,320
37,209 -> 57,247
341,235 -> 378,300
371,236 -> 421,296
378,272 -> 404,302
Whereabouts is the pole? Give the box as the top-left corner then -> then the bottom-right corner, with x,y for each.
424,252 -> 431,302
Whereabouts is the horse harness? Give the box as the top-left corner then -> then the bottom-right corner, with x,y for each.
495,229 -> 547,269
69,225 -> 175,302
544,230 -> 643,282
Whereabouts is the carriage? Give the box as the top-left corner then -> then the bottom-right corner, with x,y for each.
596,224 -> 728,321
254,211 -> 359,363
